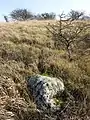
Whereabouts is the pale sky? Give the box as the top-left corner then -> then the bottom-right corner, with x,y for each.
0,0 -> 90,21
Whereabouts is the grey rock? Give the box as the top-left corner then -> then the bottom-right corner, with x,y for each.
27,75 -> 64,111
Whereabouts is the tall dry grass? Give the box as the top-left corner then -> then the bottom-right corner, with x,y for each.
0,20 -> 90,120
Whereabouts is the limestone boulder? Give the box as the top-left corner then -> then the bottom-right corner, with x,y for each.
27,75 -> 64,111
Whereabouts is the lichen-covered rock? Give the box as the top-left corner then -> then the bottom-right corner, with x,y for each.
27,75 -> 64,111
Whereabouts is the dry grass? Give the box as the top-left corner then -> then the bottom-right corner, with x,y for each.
0,20 -> 90,120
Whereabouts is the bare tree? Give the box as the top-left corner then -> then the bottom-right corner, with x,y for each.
68,10 -> 84,20
46,13 -> 89,61
35,12 -> 56,20
10,9 -> 33,21
41,12 -> 56,20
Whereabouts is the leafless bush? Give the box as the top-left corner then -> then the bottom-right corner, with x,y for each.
46,13 -> 90,61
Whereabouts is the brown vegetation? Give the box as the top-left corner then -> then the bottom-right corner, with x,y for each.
0,20 -> 90,120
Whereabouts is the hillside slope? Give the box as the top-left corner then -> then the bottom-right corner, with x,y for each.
0,20 -> 90,120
